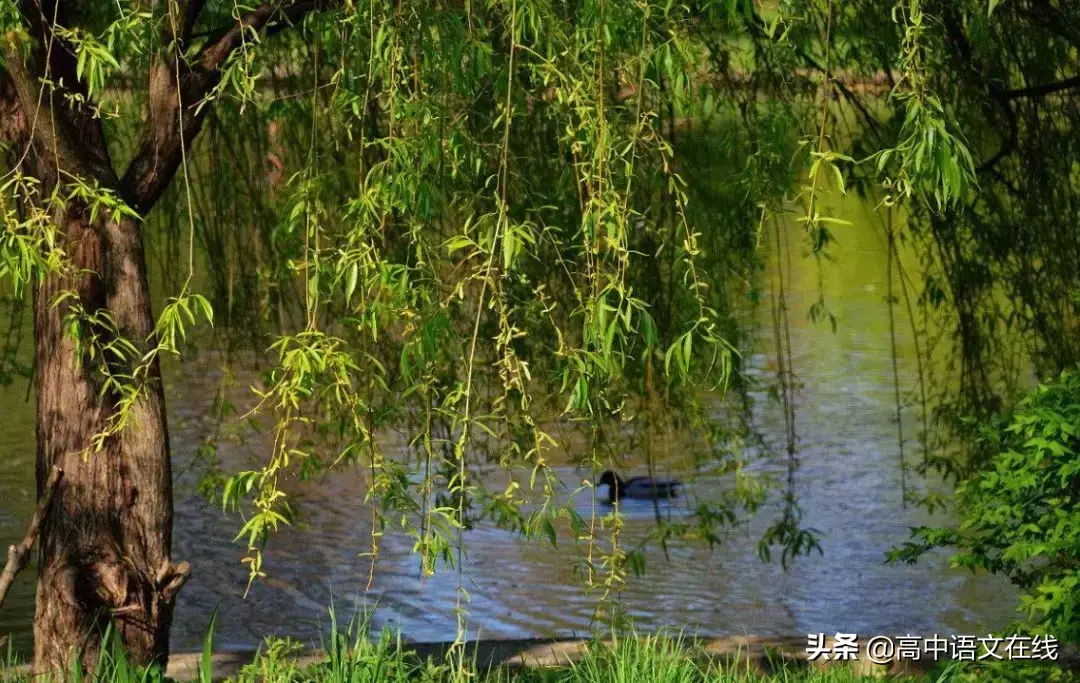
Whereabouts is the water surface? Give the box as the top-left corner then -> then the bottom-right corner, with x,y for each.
0,202 -> 1019,653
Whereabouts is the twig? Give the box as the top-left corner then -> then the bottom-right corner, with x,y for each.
996,74 -> 1080,100
0,467 -> 63,611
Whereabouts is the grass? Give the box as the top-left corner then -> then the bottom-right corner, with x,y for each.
1,609 -> 1076,683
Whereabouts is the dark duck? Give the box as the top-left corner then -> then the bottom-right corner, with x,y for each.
596,470 -> 682,504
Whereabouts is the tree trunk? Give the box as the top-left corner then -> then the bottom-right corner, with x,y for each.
1,0 -> 319,671
2,41 -> 188,676
31,208 -> 186,674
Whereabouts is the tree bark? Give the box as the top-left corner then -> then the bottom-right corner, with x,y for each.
31,208 -> 189,674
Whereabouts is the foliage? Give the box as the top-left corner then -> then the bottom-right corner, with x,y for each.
843,0 -> 1080,461
871,0 -> 977,212
1,0 -> 812,637
3,0 -> 1080,657
889,369 -> 1080,645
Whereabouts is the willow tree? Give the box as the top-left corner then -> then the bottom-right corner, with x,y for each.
0,0 -> 1010,675
0,0 -> 761,670
0,0 -> 331,669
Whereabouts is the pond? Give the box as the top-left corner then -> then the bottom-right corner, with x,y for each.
0,196 -> 1019,654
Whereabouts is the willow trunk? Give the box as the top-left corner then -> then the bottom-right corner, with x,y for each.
31,208 -> 177,673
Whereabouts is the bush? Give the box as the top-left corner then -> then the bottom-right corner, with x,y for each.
890,369 -> 1080,645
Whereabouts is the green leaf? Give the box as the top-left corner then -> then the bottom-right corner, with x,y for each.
344,262 -> 358,306
543,519 -> 557,548
200,608 -> 218,683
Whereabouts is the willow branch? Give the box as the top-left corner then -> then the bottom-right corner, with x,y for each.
199,0 -> 323,69
0,0 -> 119,182
0,41 -> 113,183
976,98 -> 1018,173
996,75 -> 1080,100
745,7 -> 882,137
121,0 -> 335,212
0,467 -> 63,611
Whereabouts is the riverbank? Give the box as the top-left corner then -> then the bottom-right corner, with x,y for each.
164,634 -> 1080,681
7,632 -> 1076,682
163,635 -> 890,680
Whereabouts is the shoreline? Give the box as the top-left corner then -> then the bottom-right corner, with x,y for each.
3,633 -> 1076,680
162,634 -> 1078,681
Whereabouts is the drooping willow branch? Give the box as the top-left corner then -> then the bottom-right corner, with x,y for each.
884,205 -> 907,507
121,0 -> 341,212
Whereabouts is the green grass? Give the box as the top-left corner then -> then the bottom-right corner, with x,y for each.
1,610 -> 1076,683
229,627 -> 1074,683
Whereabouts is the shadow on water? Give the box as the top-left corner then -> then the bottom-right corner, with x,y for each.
0,201 -> 1018,654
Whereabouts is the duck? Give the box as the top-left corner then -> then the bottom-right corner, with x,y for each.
596,470 -> 682,504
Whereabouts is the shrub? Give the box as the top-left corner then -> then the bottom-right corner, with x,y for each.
890,369 -> 1080,645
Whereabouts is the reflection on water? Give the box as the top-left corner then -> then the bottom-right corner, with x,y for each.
0,205 -> 1018,654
